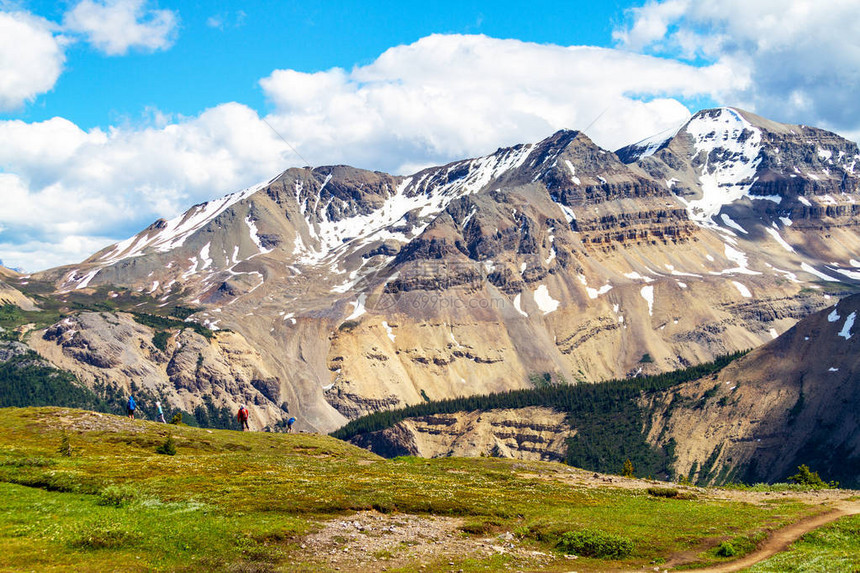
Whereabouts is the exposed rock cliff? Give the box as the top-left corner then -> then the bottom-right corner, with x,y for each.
30,312 -> 303,430
349,407 -> 574,462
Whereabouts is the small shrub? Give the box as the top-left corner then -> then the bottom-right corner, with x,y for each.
69,520 -> 141,549
170,306 -> 199,320
58,434 -> 72,457
529,372 -> 556,389
639,353 -> 654,363
0,456 -> 55,467
556,529 -> 634,559
460,518 -> 504,535
622,459 -> 635,478
97,484 -> 140,507
647,486 -> 679,498
371,501 -> 397,514
156,434 -> 177,456
169,413 -> 183,425
787,465 -> 838,489
716,541 -> 736,557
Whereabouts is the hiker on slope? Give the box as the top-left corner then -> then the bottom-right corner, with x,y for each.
155,401 -> 166,423
237,404 -> 250,431
127,395 -> 137,420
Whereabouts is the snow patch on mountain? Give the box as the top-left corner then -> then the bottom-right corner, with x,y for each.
295,144 -> 534,265
199,242 -> 213,270
834,267 -> 860,280
73,269 -> 100,290
564,160 -> 581,185
98,179 -> 268,266
345,294 -> 367,321
838,312 -> 855,340
802,262 -> 841,282
624,271 -> 654,283
720,243 -> 760,275
640,285 -> 654,316
382,321 -> 396,342
764,227 -> 795,253
678,108 -> 762,226
720,213 -> 748,234
246,217 -> 273,255
586,284 -> 613,299
731,281 -> 752,298
533,285 -> 559,314
512,293 -> 529,317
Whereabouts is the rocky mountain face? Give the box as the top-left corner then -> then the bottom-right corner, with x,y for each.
14,107 -> 860,433
29,312 -> 286,426
642,292 -> 860,487
0,266 -> 37,312
348,407 -> 574,462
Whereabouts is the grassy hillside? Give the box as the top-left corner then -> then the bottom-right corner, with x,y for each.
0,407 -> 852,572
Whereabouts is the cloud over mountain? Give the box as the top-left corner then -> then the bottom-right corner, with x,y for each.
1,1 -> 859,272
260,34 -> 734,173
614,0 -> 860,139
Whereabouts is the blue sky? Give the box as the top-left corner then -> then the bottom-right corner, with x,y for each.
1,0 -> 859,271
9,1 -> 632,129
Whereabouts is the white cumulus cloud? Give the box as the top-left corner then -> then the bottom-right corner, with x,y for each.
0,11 -> 65,110
614,0 -> 860,140
0,104 -> 294,271
260,34 -> 736,173
63,0 -> 178,55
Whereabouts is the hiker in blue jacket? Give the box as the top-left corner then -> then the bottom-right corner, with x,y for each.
127,395 -> 137,420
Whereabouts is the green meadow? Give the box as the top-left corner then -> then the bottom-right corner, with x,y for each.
0,407 -> 852,572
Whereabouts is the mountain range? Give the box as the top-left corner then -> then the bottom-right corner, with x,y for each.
2,107 -> 859,454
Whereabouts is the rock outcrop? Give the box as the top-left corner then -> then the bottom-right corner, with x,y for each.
349,407 -> 574,461
31,312 -> 300,430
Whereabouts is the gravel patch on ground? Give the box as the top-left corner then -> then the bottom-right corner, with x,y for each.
292,511 -> 557,572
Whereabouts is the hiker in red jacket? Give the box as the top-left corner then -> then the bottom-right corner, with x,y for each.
237,405 -> 250,431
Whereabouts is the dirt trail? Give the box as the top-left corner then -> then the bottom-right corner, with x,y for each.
685,500 -> 860,573
515,464 -> 860,572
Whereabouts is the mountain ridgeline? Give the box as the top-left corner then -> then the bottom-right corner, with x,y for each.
1,106 -> 859,485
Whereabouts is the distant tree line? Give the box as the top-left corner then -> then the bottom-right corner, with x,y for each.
0,349 -> 237,431
331,351 -> 748,478
131,312 -> 214,340
0,351 -> 111,411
